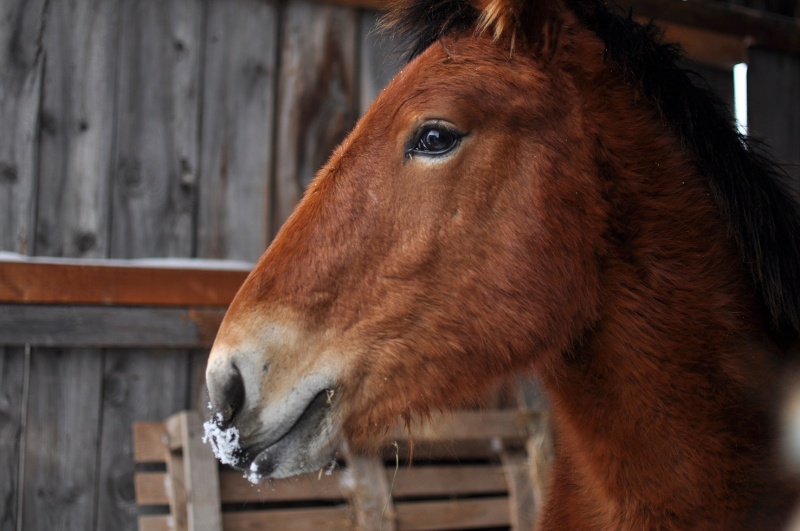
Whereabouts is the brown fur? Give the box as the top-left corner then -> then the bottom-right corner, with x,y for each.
210,0 -> 800,528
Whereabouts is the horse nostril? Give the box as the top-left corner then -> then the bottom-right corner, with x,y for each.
217,364 -> 245,425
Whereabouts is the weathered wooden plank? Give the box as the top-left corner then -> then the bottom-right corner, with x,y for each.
0,260 -> 249,306
139,514 -> 171,531
164,411 -> 222,531
20,348 -> 103,530
134,422 -> 168,463
36,0 -> 120,258
394,497 -> 511,530
223,507 -> 352,530
359,10 -> 404,114
0,0 -> 46,255
389,464 -> 507,498
619,0 -> 800,56
110,0 -> 203,259
341,445 -> 396,530
135,472 -> 169,506
655,19 -> 746,69
748,48 -> 800,194
96,351 -> 191,531
219,470 -> 346,503
163,419 -> 191,531
134,467 -> 349,506
326,0 -> 800,56
197,0 -> 279,262
0,305 -> 225,348
21,7 -> 119,527
501,450 -> 537,531
526,411 -> 554,514
0,347 -> 26,531
273,0 -> 359,228
389,409 -> 534,443
102,4 -> 203,523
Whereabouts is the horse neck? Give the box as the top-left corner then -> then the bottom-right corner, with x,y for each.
537,64 -> 788,524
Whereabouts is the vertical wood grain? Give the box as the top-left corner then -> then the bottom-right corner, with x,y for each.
35,0 -> 120,258
19,3 -> 120,530
359,10 -> 403,114
110,0 -> 203,259
196,0 -> 279,262
0,347 -> 25,531
273,0 -> 359,229
748,48 -> 800,193
98,3 -> 203,528
21,349 -> 103,531
95,350 -> 190,531
0,0 -> 46,255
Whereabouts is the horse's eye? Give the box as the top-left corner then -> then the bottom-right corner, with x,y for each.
408,125 -> 463,157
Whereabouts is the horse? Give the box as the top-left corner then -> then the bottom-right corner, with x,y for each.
203,0 -> 800,527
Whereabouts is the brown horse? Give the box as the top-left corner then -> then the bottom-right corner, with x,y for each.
204,0 -> 800,528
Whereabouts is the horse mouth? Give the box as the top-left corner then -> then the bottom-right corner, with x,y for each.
236,389 -> 337,480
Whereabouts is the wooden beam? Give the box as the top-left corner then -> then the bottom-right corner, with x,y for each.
649,18 -> 748,68
0,259 -> 249,306
620,0 -> 800,56
322,0 -> 800,59
0,304 -> 225,348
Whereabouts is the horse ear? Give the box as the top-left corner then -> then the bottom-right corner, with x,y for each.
474,0 -> 563,58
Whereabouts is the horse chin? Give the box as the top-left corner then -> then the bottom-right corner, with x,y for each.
210,389 -> 341,481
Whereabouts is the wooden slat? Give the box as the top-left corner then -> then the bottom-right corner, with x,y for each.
358,10 -> 404,114
21,348 -> 104,531
110,0 -> 203,259
222,507 -> 352,531
273,0 -> 359,229
619,0 -> 800,56
0,0 -> 44,256
390,409 -> 534,443
165,412 -> 223,531
165,440 -> 189,531
135,410 -> 540,459
341,445 -> 396,530
527,412 -> 554,512
139,514 -> 171,531
0,260 -> 249,306
134,422 -> 168,463
0,346 -> 26,530
197,0 -> 278,262
324,0 -> 800,57
220,469 -> 346,504
501,450 -> 537,530
135,472 -> 169,506
100,351 -> 193,530
389,465 -> 507,498
0,305 -> 225,348
394,497 -> 511,530
651,18 -> 748,68
35,0 -> 119,259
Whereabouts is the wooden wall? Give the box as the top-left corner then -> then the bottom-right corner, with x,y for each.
0,1 -> 401,530
0,0 -> 798,530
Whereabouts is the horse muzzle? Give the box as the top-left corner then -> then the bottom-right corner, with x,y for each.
204,340 -> 342,481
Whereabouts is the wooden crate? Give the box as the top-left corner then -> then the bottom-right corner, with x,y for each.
133,409 -> 552,531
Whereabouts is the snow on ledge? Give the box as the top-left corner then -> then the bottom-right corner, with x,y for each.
0,252 -> 254,271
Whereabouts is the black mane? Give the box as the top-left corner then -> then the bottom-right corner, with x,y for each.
384,0 -> 800,341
